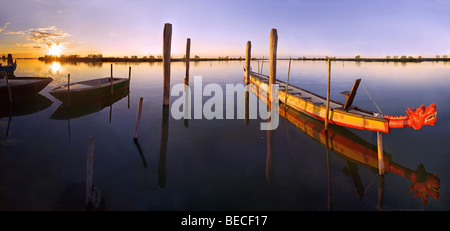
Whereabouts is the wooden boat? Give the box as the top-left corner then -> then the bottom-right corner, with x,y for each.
50,87 -> 129,120
0,60 -> 17,72
0,76 -> 53,101
49,77 -> 129,104
244,70 -> 437,133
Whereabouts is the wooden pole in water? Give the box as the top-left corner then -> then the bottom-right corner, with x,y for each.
269,29 -> 277,98
67,73 -> 70,105
377,131 -> 385,175
128,66 -> 131,88
245,41 -> 251,84
257,60 -> 260,74
260,56 -> 264,74
185,38 -> 191,85
163,23 -> 172,106
110,64 -> 113,94
284,57 -> 292,106
133,97 -> 144,141
324,59 -> 331,131
86,135 -> 94,207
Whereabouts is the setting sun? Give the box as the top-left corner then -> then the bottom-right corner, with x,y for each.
48,43 -> 64,57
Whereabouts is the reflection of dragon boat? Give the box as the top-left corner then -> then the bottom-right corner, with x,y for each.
50,87 -> 129,120
244,70 -> 437,133
251,84 -> 440,205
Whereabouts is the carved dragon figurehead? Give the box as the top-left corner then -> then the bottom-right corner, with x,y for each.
406,103 -> 437,130
408,164 -> 440,205
385,103 -> 437,130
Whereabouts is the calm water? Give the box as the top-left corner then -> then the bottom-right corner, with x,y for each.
0,59 -> 449,211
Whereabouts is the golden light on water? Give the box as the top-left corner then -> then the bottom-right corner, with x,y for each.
48,43 -> 64,57
50,61 -> 61,73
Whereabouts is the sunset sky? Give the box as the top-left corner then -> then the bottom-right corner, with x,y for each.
0,0 -> 449,58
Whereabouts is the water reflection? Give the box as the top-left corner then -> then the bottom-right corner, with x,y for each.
281,105 -> 440,206
251,85 -> 440,206
158,105 -> 170,188
50,87 -> 129,120
0,94 -> 53,136
50,61 -> 62,74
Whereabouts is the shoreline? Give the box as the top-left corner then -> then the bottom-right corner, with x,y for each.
4,57 -> 449,63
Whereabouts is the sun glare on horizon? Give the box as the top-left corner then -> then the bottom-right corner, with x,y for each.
48,43 -> 65,57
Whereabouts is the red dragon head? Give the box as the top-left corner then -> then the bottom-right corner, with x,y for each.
406,103 -> 437,130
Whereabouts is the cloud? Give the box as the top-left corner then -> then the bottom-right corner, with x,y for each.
0,22 -> 11,32
14,43 -> 42,49
6,26 -> 71,46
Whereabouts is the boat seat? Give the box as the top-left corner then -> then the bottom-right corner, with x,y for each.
300,96 -> 311,100
291,92 -> 302,95
312,102 -> 324,106
340,90 -> 351,96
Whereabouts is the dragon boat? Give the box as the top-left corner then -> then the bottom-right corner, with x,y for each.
244,69 -> 437,133
251,84 -> 440,205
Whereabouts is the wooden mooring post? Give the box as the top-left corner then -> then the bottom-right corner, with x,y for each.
185,38 -> 191,85
128,66 -> 131,88
67,73 -> 71,105
245,41 -> 251,84
133,97 -> 144,140
163,23 -> 172,106
269,29 -> 277,93
284,57 -> 292,106
324,59 -> 331,131
110,64 -> 114,94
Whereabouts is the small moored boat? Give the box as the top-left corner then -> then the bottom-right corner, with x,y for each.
0,76 -> 53,101
0,60 -> 17,72
49,77 -> 129,104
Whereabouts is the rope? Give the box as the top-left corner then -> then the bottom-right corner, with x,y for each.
360,82 -> 383,116
363,173 -> 380,195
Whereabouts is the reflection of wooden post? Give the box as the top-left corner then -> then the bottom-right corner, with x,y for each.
245,41 -> 251,84
158,105 -> 170,187
269,29 -> 277,91
86,135 -> 94,207
377,174 -> 384,211
325,131 -> 332,211
163,23 -> 172,106
266,128 -> 273,183
184,85 -> 189,127
244,90 -> 249,126
377,132 -> 384,175
325,59 -> 331,131
185,38 -> 191,85
133,97 -> 144,140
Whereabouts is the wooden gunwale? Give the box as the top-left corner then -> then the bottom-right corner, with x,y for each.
247,70 -> 390,133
